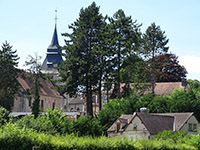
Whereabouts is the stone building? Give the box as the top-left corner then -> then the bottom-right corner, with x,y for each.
13,72 -> 65,112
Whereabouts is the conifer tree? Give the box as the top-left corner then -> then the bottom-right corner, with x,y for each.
108,9 -> 141,98
59,2 -> 105,116
142,23 -> 169,93
0,41 -> 19,111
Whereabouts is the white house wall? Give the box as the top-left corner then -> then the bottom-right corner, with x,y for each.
180,116 -> 199,134
124,116 -> 150,140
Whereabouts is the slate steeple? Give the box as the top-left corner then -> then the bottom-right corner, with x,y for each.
41,22 -> 63,74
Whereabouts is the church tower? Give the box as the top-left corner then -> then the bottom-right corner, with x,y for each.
41,13 -> 63,74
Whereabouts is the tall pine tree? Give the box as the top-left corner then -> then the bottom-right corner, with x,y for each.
142,23 -> 169,93
108,9 -> 141,98
59,2 -> 105,116
0,41 -> 19,111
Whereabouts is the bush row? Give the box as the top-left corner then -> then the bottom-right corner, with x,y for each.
0,123 -> 198,150
15,108 -> 104,137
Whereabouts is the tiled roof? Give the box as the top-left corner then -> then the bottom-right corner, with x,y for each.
152,112 -> 193,130
17,72 -> 63,98
121,82 -> 185,95
107,112 -> 194,134
107,114 -> 133,132
136,112 -> 174,134
154,82 -> 184,95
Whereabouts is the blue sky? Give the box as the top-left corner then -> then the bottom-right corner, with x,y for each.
0,0 -> 200,80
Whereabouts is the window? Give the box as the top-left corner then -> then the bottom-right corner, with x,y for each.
52,102 -> 55,110
28,98 -> 32,107
133,125 -> 137,131
189,123 -> 197,131
193,124 -> 197,131
188,123 -> 193,131
41,100 -> 44,109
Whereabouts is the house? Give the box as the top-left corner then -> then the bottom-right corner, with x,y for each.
107,110 -> 198,139
13,72 -> 66,112
68,95 -> 85,112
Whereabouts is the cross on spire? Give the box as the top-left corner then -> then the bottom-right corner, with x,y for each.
54,9 -> 58,25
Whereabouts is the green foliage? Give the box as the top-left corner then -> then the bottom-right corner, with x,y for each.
0,41 -> 19,111
0,123 -> 198,150
155,130 -> 188,143
0,106 -> 11,126
98,99 -> 125,129
16,115 -> 57,134
15,108 -> 104,137
71,116 -> 103,137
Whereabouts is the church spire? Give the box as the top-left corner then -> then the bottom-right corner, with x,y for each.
48,10 -> 59,49
41,10 -> 63,73
48,25 -> 59,49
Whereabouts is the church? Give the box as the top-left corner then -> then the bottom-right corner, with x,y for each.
12,19 -> 85,114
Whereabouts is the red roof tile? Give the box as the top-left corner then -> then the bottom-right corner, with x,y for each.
17,72 -> 63,98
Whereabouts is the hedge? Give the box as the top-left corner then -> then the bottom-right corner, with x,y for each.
0,123 -> 197,150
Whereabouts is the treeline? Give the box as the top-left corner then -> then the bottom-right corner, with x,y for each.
57,2 -> 187,116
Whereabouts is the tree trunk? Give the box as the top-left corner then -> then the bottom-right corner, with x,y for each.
127,65 -> 131,96
99,77 -> 102,111
86,76 -> 92,116
89,80 -> 93,117
117,44 -> 121,98
151,49 -> 155,94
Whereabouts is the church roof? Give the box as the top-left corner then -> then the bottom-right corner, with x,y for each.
17,72 -> 63,98
41,23 -> 63,73
48,25 -> 59,49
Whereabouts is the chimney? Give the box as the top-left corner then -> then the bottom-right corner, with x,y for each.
116,120 -> 120,132
140,107 -> 147,113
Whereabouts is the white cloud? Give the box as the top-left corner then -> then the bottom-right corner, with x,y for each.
179,56 -> 200,73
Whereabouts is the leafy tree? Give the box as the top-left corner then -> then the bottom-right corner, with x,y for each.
59,2 -> 105,116
154,53 -> 187,82
108,9 -> 141,98
187,79 -> 200,91
142,23 -> 169,93
25,54 -> 42,118
0,41 -> 19,111
98,98 -> 125,131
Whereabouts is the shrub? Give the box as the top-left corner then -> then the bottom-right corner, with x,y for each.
71,116 -> 103,136
16,115 -> 57,134
0,106 -> 11,126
